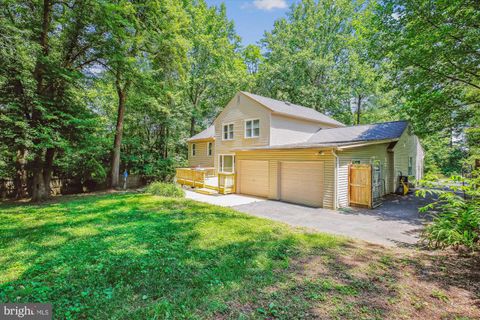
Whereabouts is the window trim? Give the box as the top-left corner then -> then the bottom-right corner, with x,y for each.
244,118 -> 260,139
222,122 -> 234,141
408,156 -> 413,176
218,154 -> 235,173
207,141 -> 213,156
191,143 -> 196,157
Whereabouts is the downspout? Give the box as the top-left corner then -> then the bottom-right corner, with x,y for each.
332,148 -> 339,210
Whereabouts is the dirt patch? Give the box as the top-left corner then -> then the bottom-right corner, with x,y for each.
242,241 -> 480,319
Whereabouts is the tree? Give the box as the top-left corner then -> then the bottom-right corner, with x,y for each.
99,0 -> 189,188
184,0 -> 247,136
256,0 -> 360,124
368,0 -> 479,172
0,0 -> 106,201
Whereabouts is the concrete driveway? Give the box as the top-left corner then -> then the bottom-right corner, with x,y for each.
185,190 -> 432,247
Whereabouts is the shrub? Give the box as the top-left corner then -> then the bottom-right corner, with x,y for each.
417,171 -> 480,250
146,182 -> 185,198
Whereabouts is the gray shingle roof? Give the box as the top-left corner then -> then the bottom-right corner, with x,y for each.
306,120 -> 408,144
187,125 -> 215,141
233,121 -> 409,151
241,92 -> 345,127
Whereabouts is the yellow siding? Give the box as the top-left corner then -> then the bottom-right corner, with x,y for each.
187,140 -> 214,167
235,149 -> 335,209
214,93 -> 271,169
393,129 -> 424,181
337,143 -> 390,208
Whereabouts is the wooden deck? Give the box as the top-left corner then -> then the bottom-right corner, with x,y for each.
175,168 -> 235,195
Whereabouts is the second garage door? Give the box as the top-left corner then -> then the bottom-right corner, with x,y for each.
280,161 -> 324,207
238,160 -> 269,197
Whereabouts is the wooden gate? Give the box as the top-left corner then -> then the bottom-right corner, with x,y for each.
349,164 -> 372,208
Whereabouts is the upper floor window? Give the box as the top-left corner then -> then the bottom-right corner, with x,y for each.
245,119 -> 260,138
408,156 -> 413,175
191,143 -> 196,156
207,142 -> 213,156
223,123 -> 234,140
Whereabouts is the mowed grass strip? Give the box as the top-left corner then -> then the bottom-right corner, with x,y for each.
2,193 -> 479,319
0,193 -> 343,319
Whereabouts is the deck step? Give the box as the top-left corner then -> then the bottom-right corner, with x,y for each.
195,188 -> 219,195
204,184 -> 219,191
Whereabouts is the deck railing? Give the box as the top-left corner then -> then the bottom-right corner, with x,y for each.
175,168 -> 236,195
176,168 -> 207,188
218,172 -> 235,195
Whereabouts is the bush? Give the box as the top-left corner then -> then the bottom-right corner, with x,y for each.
417,172 -> 480,250
146,182 -> 185,198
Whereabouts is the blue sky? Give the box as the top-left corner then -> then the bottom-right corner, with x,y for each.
205,0 -> 296,46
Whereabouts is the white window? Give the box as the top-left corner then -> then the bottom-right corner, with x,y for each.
207,142 -> 213,156
219,155 -> 235,173
245,119 -> 260,138
191,143 -> 196,156
222,123 -> 234,140
408,156 -> 413,175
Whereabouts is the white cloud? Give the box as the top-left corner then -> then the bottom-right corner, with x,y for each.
252,0 -> 288,11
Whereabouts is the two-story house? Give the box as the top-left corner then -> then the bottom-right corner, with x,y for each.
184,91 -> 424,209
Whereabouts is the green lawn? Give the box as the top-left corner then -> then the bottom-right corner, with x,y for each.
0,193 -> 478,319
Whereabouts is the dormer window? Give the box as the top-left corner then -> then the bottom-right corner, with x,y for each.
223,123 -> 234,140
245,119 -> 260,138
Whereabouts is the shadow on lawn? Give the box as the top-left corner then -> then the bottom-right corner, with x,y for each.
0,194 -> 340,319
1,193 -> 478,319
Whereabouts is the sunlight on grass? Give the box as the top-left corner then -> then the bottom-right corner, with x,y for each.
0,193 -> 345,319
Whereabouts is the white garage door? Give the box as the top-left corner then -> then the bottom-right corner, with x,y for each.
238,160 -> 269,198
280,161 -> 324,207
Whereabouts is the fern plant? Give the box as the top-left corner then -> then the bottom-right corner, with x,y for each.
417,171 -> 480,250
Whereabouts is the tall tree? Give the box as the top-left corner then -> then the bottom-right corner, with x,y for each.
256,0 -> 359,124
100,0 -> 188,188
368,0 -> 480,172
184,0 -> 247,136
1,0 -> 105,201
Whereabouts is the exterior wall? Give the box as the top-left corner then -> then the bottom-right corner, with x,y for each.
187,140 -> 214,168
393,128 -> 424,182
235,149 -> 336,209
336,143 -> 390,208
213,93 -> 271,169
269,115 -> 325,145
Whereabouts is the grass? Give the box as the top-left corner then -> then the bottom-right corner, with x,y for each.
0,192 -> 479,319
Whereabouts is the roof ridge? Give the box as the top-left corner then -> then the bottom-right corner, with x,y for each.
240,91 -> 345,127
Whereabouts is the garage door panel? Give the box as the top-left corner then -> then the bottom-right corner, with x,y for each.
280,161 -> 324,207
239,160 -> 269,198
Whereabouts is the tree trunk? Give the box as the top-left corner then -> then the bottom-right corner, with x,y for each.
356,95 -> 362,125
110,86 -> 127,188
43,148 -> 55,196
31,148 -> 55,202
14,148 -> 28,199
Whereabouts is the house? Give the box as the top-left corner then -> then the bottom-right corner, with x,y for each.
182,91 -> 424,209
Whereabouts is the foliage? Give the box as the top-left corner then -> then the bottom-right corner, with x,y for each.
145,181 -> 185,198
417,172 -> 480,250
368,0 -> 479,146
183,0 -> 247,135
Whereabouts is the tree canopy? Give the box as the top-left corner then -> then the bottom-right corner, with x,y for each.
0,0 -> 478,200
